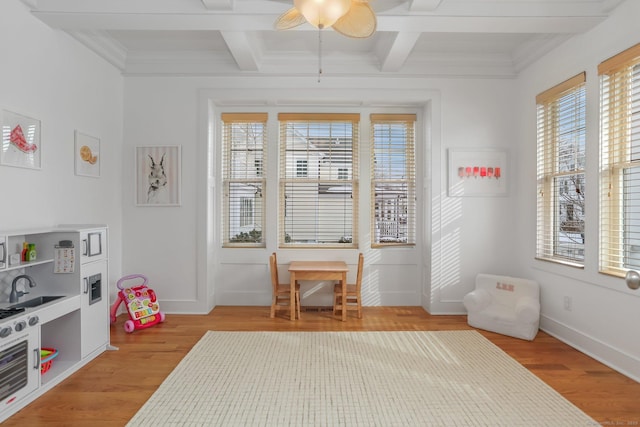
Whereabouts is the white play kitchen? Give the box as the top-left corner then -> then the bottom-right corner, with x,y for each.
0,225 -> 110,422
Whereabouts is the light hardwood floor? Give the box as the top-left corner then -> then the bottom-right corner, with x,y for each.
4,306 -> 640,426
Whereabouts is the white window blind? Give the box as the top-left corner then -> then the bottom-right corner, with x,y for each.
278,113 -> 359,248
536,73 -> 586,265
370,114 -> 417,246
221,113 -> 267,247
599,43 -> 640,276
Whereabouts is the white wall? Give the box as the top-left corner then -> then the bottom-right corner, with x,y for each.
514,0 -> 640,381
430,79 -> 518,313
122,79 -> 204,312
122,76 -> 518,314
0,1 -> 124,296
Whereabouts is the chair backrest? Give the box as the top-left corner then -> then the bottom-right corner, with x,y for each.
269,253 -> 279,292
355,253 -> 364,291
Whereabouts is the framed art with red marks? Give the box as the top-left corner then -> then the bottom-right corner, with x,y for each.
1,109 -> 41,170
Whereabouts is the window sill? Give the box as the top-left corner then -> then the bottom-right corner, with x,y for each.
534,256 -> 584,269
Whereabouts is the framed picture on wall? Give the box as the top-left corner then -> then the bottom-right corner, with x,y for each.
1,109 -> 42,170
448,148 -> 508,197
135,145 -> 182,206
74,130 -> 101,178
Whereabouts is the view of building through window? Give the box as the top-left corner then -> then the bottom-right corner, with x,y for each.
221,114 -> 266,246
279,114 -> 358,247
371,114 -> 416,246
554,88 -> 586,260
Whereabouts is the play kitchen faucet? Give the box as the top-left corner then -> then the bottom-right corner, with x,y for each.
10,274 -> 37,303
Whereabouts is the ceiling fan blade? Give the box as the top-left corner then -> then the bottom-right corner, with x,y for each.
332,1 -> 377,38
274,7 -> 307,30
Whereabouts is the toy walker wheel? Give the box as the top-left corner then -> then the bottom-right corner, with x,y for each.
160,312 -> 166,322
124,320 -> 135,333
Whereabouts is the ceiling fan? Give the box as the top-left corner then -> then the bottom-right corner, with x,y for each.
275,0 -> 377,38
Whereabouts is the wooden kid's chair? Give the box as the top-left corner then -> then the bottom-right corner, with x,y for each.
269,252 -> 301,319
333,253 -> 364,319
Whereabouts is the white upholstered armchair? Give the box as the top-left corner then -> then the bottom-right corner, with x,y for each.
463,273 -> 541,341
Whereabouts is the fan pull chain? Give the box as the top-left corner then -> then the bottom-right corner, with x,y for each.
318,27 -> 323,83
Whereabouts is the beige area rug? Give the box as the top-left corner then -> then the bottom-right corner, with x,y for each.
127,331 -> 595,427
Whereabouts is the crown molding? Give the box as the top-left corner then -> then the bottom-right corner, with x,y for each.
67,30 -> 127,71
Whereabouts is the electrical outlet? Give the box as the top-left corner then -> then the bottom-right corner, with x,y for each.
563,296 -> 572,311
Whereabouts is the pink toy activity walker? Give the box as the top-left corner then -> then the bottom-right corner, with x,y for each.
110,274 -> 165,333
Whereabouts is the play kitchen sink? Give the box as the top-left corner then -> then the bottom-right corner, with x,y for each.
9,296 -> 64,309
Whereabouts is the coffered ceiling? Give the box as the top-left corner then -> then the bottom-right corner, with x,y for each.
23,0 -> 624,78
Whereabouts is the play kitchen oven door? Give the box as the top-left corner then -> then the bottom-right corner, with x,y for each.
0,329 -> 40,412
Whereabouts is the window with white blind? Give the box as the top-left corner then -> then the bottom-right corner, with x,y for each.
278,113 -> 359,248
370,114 -> 416,246
599,43 -> 640,276
536,73 -> 586,265
221,113 -> 267,247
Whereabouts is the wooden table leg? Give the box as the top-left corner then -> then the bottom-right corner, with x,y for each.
341,272 -> 347,322
290,271 -> 297,321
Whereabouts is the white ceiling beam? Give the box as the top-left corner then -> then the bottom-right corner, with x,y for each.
30,0 -> 282,14
422,0 -> 618,16
29,0 -> 209,13
202,0 -> 234,11
30,0 -> 617,16
31,12 -> 606,35
375,16 -> 605,33
220,31 -> 260,71
409,0 -> 443,12
379,32 -> 421,72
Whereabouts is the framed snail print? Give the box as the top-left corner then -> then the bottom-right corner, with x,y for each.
1,109 -> 42,170
74,130 -> 101,178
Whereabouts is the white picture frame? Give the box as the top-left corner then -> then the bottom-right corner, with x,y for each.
1,109 -> 42,170
448,148 -> 508,197
135,145 -> 182,206
74,130 -> 101,178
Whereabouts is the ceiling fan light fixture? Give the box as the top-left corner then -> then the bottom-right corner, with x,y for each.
294,0 -> 352,29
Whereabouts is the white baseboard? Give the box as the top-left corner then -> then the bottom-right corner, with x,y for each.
156,299 -> 213,314
540,315 -> 640,383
